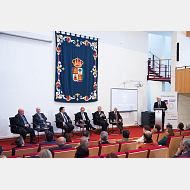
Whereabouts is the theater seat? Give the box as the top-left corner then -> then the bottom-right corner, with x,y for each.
100,152 -> 126,158
7,155 -> 21,158
180,130 -> 190,136
125,149 -> 148,158
3,149 -> 12,157
99,143 -> 119,156
23,152 -> 39,158
107,138 -> 116,143
157,132 -> 166,141
176,156 -> 189,158
88,140 -> 99,146
118,141 -> 137,152
147,146 -> 168,158
152,133 -> 158,141
182,134 -> 190,139
174,131 -> 181,136
84,156 -> 100,158
65,141 -> 80,148
88,145 -> 99,157
38,144 -> 58,152
15,146 -> 38,158
166,135 -> 183,158
52,148 -> 76,158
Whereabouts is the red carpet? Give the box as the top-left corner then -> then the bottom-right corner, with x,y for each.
0,126 -> 143,149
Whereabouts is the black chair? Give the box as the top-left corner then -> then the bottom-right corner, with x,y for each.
55,114 -> 65,137
32,115 -> 50,142
108,112 -> 121,135
92,113 -> 102,135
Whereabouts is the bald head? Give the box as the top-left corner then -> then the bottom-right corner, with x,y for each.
57,137 -> 66,147
114,107 -> 117,112
18,109 -> 24,115
143,131 -> 152,141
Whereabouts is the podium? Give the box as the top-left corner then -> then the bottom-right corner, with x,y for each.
154,108 -> 165,131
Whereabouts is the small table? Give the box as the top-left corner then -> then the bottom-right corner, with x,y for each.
73,123 -> 87,139
108,122 -> 120,135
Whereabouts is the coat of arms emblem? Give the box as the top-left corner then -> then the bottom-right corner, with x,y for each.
72,58 -> 84,82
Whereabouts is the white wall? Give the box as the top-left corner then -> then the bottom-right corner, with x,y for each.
0,31 -> 148,139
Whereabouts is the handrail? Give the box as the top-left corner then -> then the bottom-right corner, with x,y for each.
175,65 -> 190,70
147,59 -> 171,62
148,51 -> 160,59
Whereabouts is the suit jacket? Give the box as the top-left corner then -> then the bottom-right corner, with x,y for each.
56,112 -> 71,125
138,140 -> 158,149
153,101 -> 167,111
158,136 -> 169,146
173,151 -> 190,158
94,111 -> 106,124
33,113 -> 47,125
109,111 -> 122,122
49,145 -> 72,153
12,145 -> 32,156
75,112 -> 90,123
14,114 -> 30,128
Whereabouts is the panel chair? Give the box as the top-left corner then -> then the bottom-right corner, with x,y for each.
14,146 -> 38,158
38,144 -> 58,152
147,146 -> 169,158
88,140 -> 99,146
108,111 -> 121,135
98,143 -> 119,156
125,149 -> 148,158
180,130 -> 190,136
100,152 -> 126,158
166,135 -> 183,158
157,132 -> 166,141
7,155 -> 21,158
3,149 -> 12,157
118,141 -> 138,152
88,145 -> 99,157
92,113 -> 103,135
152,133 -> 158,141
52,148 -> 76,158
23,152 -> 39,158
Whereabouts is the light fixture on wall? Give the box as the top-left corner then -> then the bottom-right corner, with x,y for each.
122,80 -> 143,88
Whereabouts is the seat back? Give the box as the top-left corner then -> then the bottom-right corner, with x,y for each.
88,145 -> 99,157
107,138 -> 116,143
88,140 -> 99,146
39,144 -> 58,152
125,149 -> 148,158
152,133 -> 158,141
66,142 -> 79,148
101,152 -> 126,158
9,117 -> 19,134
147,146 -> 169,158
166,135 -> 183,158
174,131 -> 181,136
23,152 -> 39,158
183,134 -> 190,139
99,143 -> 119,156
85,156 -> 100,158
180,130 -> 190,136
15,146 -> 38,158
157,132 -> 166,141
7,155 -> 21,158
53,148 -> 76,158
3,149 -> 12,157
118,141 -> 138,152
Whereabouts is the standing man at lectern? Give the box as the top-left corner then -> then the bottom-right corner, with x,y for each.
153,97 -> 167,131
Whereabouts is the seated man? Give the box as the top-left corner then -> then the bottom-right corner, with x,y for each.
14,109 -> 36,144
116,130 -> 131,143
33,107 -> 54,136
135,125 -> 151,143
49,137 -> 72,153
99,131 -> 110,145
82,131 -> 93,141
109,107 -> 123,134
12,136 -> 32,156
74,145 -> 89,158
177,122 -> 184,131
151,124 -> 161,133
166,124 -> 173,129
186,122 -> 190,130
75,136 -> 88,148
173,138 -> 190,158
75,107 -> 96,131
138,131 -> 158,149
56,107 -> 74,135
94,106 -> 109,131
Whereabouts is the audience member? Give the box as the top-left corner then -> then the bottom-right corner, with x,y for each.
12,136 -> 31,156
39,149 -> 52,158
152,124 -> 161,133
75,136 -> 88,148
116,130 -> 131,143
166,124 -> 173,129
186,122 -> 190,130
65,133 -> 72,142
0,146 -> 6,158
82,131 -> 91,140
138,131 -> 158,149
177,122 -> 184,131
74,145 -> 89,158
173,138 -> 190,158
158,128 -> 174,146
136,125 -> 151,143
106,152 -> 118,158
99,131 -> 109,145
49,137 -> 72,153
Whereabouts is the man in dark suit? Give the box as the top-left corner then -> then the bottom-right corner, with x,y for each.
94,106 -> 109,131
49,137 -> 72,154
109,107 -> 123,134
14,109 -> 36,144
33,107 -> 54,135
12,136 -> 32,156
153,97 -> 167,131
56,107 -> 74,135
75,107 -> 96,131
173,138 -> 190,158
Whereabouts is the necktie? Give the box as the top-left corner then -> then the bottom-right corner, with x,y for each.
63,114 -> 68,123
115,112 -> 117,121
159,102 -> 161,108
82,113 -> 86,121
21,115 -> 27,125
39,114 -> 46,125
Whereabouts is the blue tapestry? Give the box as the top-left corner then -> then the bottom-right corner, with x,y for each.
54,31 -> 98,102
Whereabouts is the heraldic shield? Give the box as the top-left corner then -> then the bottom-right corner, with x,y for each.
55,31 -> 98,103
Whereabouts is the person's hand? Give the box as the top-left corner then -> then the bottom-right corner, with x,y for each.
113,119 -> 116,122
25,124 -> 29,128
76,143 -> 80,148
80,120 -> 83,122
101,114 -> 104,117
119,119 -> 121,122
175,147 -> 182,156
63,122 -> 65,126
69,119 -> 72,122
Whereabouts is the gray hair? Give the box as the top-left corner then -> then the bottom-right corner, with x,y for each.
100,131 -> 108,141
186,122 -> 190,129
183,138 -> 190,151
38,149 -> 52,158
80,136 -> 88,146
57,137 -> 66,147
